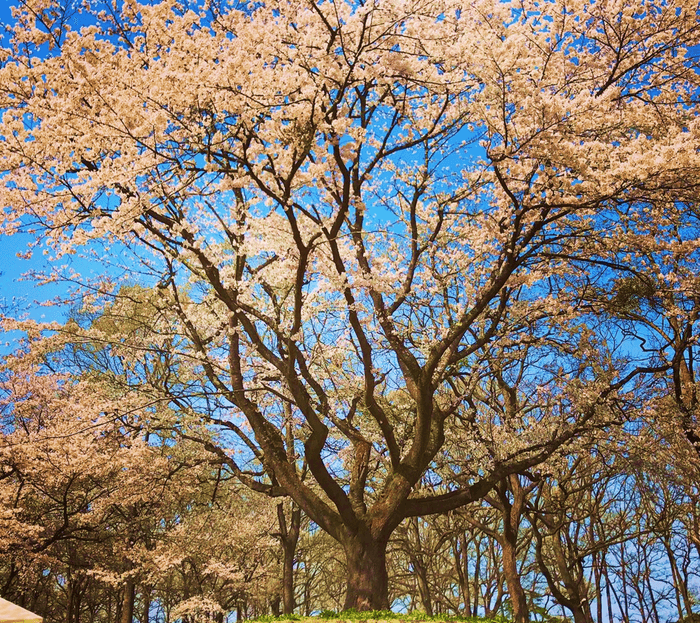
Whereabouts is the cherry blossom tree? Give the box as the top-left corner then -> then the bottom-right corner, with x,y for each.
0,323 -> 281,623
2,0 -> 700,610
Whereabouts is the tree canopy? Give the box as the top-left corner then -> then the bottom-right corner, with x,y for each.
1,0 -> 700,613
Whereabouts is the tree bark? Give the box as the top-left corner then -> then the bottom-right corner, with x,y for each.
142,587 -> 151,623
468,475 -> 533,623
452,534 -> 472,617
663,536 -> 691,621
408,517 -> 433,616
501,539 -> 528,623
121,579 -> 135,623
496,476 -> 530,623
342,532 -> 390,611
531,521 -> 593,623
281,540 -> 296,615
270,595 -> 281,617
276,502 -> 302,615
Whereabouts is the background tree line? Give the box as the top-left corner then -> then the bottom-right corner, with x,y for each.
1,312 -> 698,623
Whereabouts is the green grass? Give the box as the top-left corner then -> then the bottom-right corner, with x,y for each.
250,611 -> 511,623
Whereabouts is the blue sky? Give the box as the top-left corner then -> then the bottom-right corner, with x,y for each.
0,2 -> 90,326
0,231 -> 92,325
0,4 -> 46,323
0,234 -> 51,319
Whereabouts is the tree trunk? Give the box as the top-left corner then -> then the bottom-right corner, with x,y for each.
142,587 -> 151,623
569,604 -> 594,623
66,579 -> 74,623
473,545 -> 481,616
342,532 -> 390,611
270,596 -> 281,617
66,573 -> 85,623
277,503 -> 301,615
495,477 -> 530,623
603,559 -> 614,623
501,539 -> 528,623
282,543 -> 295,614
453,534 -> 472,617
121,579 -> 135,623
619,543 -> 630,623
409,517 -> 433,616
412,556 -> 433,616
663,536 -> 693,620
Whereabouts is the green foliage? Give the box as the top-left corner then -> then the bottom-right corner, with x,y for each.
530,603 -> 569,623
606,276 -> 658,314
